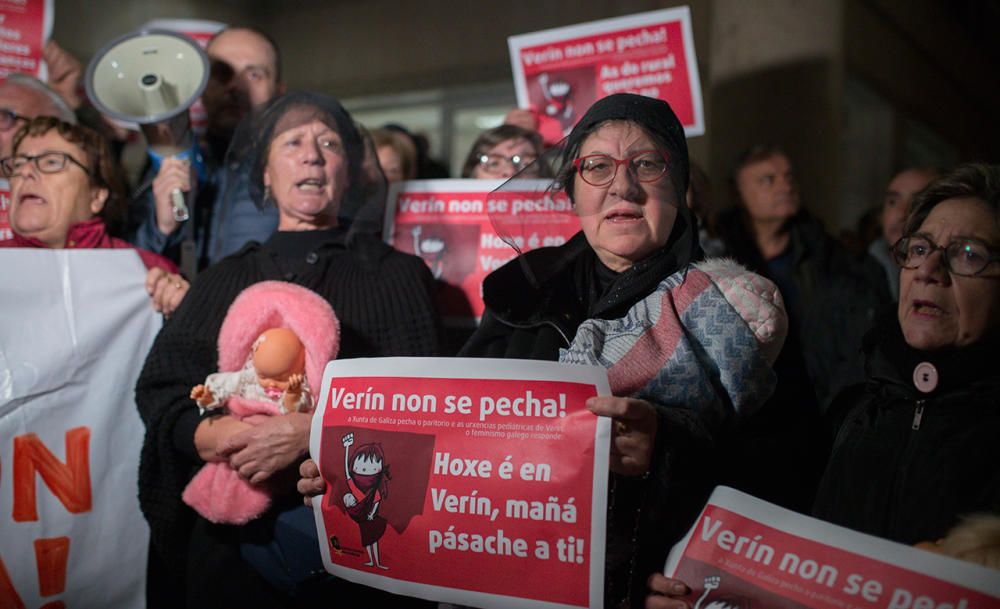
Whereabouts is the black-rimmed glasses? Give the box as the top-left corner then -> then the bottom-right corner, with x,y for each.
573,150 -> 668,187
892,235 -> 1000,277
0,152 -> 92,179
0,108 -> 28,131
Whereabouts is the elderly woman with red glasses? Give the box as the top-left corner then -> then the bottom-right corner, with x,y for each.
455,94 -> 788,608
0,116 -> 187,315
299,94 -> 787,607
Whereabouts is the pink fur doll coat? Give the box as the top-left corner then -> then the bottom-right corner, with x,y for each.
182,281 -> 339,524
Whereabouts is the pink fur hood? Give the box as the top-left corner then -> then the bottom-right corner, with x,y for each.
216,280 -> 339,399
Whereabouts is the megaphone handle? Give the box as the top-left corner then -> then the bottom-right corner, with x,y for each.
171,188 -> 190,222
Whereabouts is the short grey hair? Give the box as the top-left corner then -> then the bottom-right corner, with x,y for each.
4,73 -> 76,124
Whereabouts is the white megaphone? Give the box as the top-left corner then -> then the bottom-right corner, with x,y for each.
85,29 -> 209,223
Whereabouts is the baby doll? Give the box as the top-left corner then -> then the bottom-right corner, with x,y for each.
182,281 -> 339,525
191,327 -> 311,415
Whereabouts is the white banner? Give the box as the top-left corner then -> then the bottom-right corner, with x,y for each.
0,250 -> 157,608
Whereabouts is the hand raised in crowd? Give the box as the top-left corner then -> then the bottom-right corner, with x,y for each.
646,573 -> 693,609
504,108 -> 539,132
145,266 -> 189,317
43,40 -> 83,109
218,411 -> 312,485
152,157 -> 195,236
587,396 -> 658,477
297,458 -> 326,506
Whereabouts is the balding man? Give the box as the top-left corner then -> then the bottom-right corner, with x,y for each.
868,167 -> 940,299
0,73 -> 76,157
131,26 -> 284,274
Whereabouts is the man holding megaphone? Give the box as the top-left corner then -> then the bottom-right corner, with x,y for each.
101,27 -> 284,275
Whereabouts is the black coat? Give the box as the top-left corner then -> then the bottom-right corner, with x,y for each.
461,232 -> 717,609
714,209 -> 890,408
813,312 -> 1000,544
136,229 -> 440,608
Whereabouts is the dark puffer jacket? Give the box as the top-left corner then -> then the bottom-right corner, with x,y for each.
813,311 -> 1000,545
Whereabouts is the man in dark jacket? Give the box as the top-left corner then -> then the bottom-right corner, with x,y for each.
711,145 -> 890,512
131,27 -> 284,274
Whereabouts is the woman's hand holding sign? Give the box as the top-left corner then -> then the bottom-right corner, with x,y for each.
298,459 -> 325,505
586,396 -> 658,477
646,573 -> 693,609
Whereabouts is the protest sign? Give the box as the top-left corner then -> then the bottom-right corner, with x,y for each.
310,357 -> 611,609
0,0 -> 52,80
664,487 -> 1000,609
508,7 -> 704,139
384,179 -> 580,323
0,250 -> 158,608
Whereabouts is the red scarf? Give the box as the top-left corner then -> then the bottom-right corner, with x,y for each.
0,218 -> 177,273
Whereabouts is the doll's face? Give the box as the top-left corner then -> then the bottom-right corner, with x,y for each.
353,454 -> 383,475
251,328 -> 306,396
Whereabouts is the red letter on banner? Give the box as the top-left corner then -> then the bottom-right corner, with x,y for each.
12,428 -> 92,521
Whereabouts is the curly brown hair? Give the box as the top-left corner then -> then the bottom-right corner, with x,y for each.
10,116 -> 127,234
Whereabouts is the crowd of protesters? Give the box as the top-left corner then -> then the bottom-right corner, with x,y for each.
1,22 -> 997,609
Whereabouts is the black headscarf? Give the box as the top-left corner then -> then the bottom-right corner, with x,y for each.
557,93 -> 700,271
484,94 -> 703,325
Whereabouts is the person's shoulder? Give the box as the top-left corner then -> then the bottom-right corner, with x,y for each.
346,233 -> 430,273
486,231 -> 589,291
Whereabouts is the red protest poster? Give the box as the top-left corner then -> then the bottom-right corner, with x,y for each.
0,0 -> 51,80
309,357 -> 611,609
384,179 -> 580,324
508,7 -> 704,138
664,487 -> 1000,609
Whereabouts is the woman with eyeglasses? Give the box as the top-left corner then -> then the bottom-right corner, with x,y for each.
0,116 -> 188,315
457,94 -> 787,608
299,94 -> 786,607
460,123 -> 550,179
650,164 -> 1000,608
808,162 -> 1000,539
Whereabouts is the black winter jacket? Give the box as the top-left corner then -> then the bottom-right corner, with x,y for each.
813,311 -> 1000,544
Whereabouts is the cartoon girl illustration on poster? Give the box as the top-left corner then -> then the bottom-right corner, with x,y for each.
342,432 -> 391,569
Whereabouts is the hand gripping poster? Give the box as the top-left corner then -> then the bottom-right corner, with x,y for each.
384,179 -> 580,324
663,487 -> 1000,609
508,7 -> 704,140
309,357 -> 611,609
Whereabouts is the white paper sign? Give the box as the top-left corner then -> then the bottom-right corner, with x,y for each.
309,357 -> 611,609
0,250 -> 158,608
